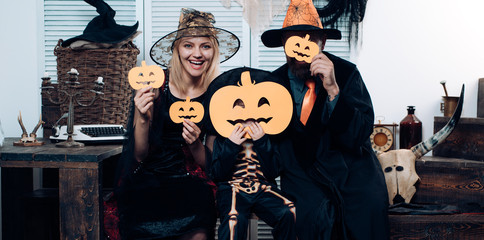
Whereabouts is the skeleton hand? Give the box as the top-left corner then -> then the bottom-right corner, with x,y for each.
247,122 -> 265,141
228,124 -> 247,145
182,119 -> 201,145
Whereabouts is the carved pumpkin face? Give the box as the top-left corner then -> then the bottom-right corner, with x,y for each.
128,60 -> 165,90
209,71 -> 293,138
284,34 -> 319,63
169,96 -> 204,123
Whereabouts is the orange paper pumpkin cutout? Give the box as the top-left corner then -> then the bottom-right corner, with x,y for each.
209,71 -> 293,139
128,61 -> 165,90
284,34 -> 319,63
169,96 -> 204,123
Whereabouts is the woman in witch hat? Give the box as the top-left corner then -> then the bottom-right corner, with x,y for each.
114,8 -> 240,240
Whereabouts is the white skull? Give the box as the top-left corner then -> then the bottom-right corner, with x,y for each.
377,150 -> 420,204
375,85 -> 464,205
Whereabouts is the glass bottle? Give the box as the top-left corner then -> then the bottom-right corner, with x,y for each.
399,106 -> 422,149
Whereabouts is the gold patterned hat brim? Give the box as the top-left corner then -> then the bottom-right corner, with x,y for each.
150,26 -> 240,67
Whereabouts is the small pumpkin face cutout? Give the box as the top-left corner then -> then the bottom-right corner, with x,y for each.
169,96 -> 204,123
128,60 -> 165,90
284,34 -> 319,63
209,71 -> 293,138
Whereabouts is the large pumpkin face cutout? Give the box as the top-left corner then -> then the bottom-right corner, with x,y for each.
128,60 -> 165,90
284,34 -> 319,63
209,71 -> 293,138
169,96 -> 204,123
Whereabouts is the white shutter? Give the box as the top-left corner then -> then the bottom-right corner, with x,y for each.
43,0 -> 138,82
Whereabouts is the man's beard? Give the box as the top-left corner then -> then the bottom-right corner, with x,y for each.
287,57 -> 311,80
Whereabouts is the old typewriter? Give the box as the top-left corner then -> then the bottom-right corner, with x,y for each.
50,124 -> 127,144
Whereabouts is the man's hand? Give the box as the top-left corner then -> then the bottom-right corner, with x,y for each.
228,124 -> 247,145
310,53 -> 339,100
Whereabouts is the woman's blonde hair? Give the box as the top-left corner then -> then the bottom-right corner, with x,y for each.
168,36 -> 220,94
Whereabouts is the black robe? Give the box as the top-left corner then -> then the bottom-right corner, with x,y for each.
271,52 -> 390,240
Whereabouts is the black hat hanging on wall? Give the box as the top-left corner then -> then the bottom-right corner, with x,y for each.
61,0 -> 140,49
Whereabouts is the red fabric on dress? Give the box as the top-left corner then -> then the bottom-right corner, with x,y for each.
182,145 -> 217,197
103,192 -> 121,240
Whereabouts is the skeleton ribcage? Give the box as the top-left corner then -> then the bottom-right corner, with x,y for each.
229,142 -> 265,194
224,143 -> 296,240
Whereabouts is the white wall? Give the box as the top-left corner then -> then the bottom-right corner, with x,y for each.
1,0 -> 483,147
1,0 -> 42,139
0,1 -> 41,237
356,0 -> 484,145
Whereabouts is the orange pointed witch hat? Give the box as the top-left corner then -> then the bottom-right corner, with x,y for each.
261,0 -> 341,47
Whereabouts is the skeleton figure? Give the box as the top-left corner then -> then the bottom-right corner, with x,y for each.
17,111 -> 44,143
376,85 -> 464,205
221,141 -> 296,240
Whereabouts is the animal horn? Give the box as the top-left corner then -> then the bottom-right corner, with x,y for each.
17,111 -> 28,137
30,114 -> 45,137
411,84 -> 465,158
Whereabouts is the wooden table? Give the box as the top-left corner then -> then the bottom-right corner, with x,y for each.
0,138 -> 122,240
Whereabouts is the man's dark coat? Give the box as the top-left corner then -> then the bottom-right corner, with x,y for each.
271,52 -> 390,240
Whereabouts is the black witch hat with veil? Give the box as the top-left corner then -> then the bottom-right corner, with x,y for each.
150,8 -> 240,67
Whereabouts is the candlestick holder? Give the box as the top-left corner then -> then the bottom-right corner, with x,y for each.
41,69 -> 104,147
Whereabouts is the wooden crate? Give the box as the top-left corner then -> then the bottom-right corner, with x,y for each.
433,117 -> 484,161
388,156 -> 484,239
413,156 -> 484,212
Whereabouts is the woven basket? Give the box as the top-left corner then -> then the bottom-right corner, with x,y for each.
54,39 -> 139,126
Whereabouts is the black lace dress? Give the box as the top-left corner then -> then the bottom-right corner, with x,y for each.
115,80 -> 216,240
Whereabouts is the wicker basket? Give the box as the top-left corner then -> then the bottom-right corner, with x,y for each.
54,39 -> 139,126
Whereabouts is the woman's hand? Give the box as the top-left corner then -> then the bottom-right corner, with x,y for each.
134,86 -> 155,123
247,121 -> 265,141
183,119 -> 208,169
133,86 -> 156,162
228,124 -> 247,145
182,119 -> 201,145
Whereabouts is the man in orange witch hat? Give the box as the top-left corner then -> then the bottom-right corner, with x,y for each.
261,0 -> 390,239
